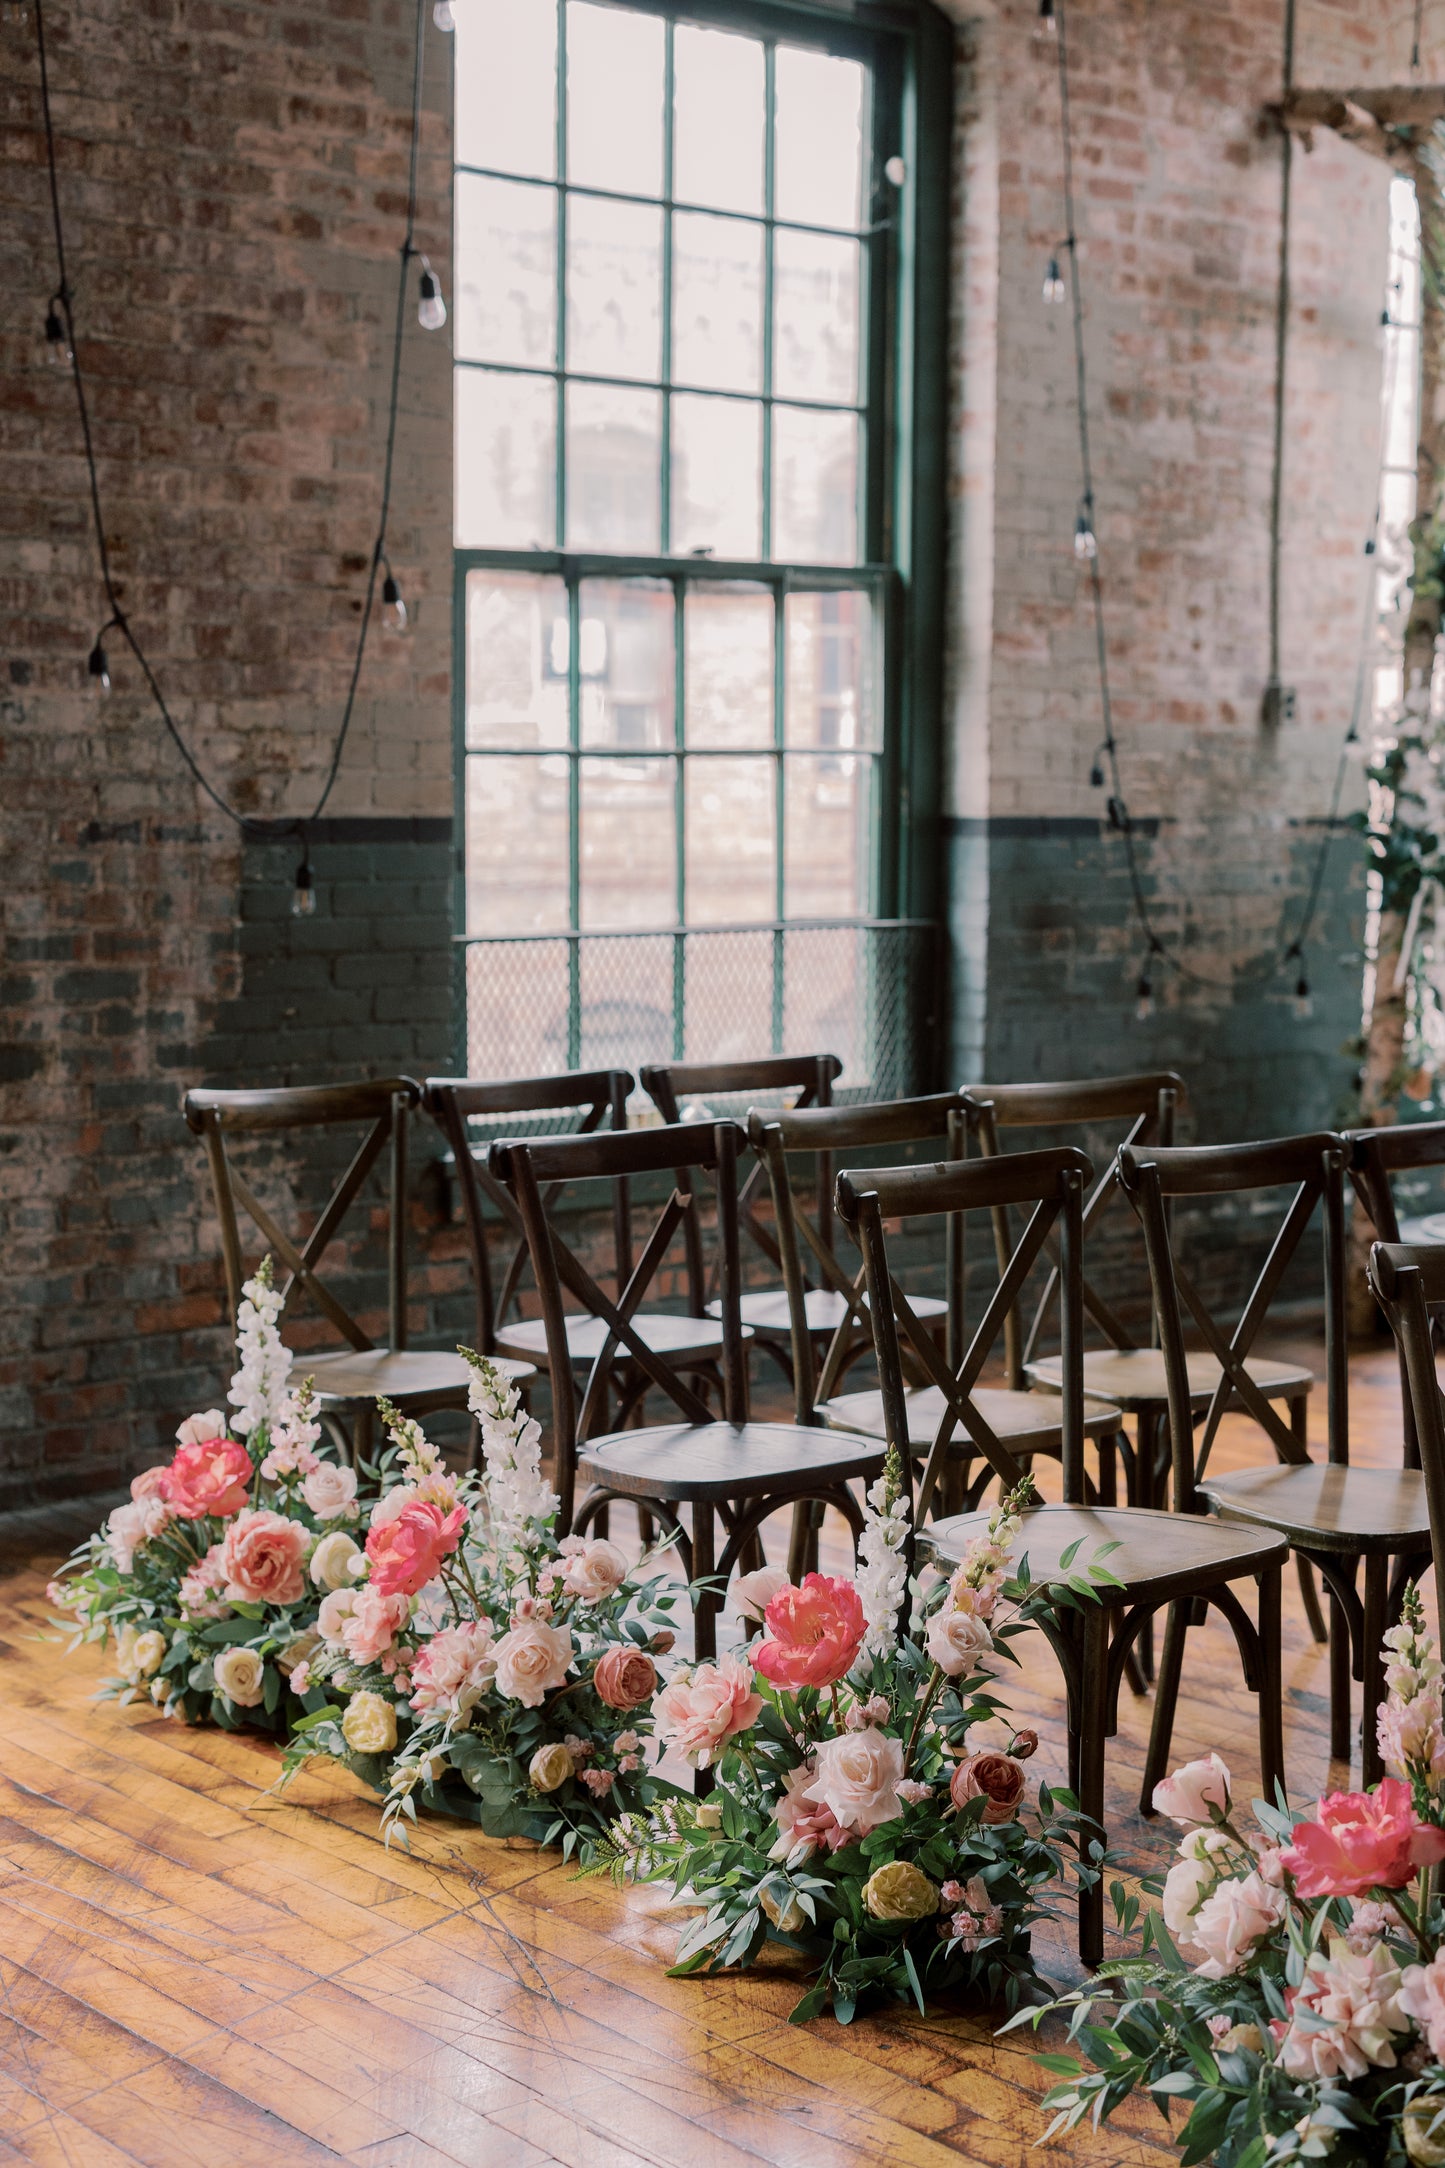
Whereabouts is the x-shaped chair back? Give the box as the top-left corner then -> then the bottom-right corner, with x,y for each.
424,1070 -> 634,1356
963,1071 -> 1184,1387
748,1093 -> 969,1422
1369,1241 -> 1445,1574
836,1145 -> 1093,1529
1117,1132 -> 1349,1512
1349,1120 -> 1445,1465
489,1120 -> 749,1529
184,1077 -> 421,1354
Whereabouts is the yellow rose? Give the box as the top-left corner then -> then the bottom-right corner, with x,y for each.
1217,2023 -> 1263,2056
528,1742 -> 575,1793
1405,2101 -> 1445,2168
213,1645 -> 266,1707
863,1860 -> 940,1924
341,1690 -> 398,1755
694,1799 -> 724,1829
129,1628 -> 166,1679
759,1883 -> 809,1935
309,1530 -> 362,1592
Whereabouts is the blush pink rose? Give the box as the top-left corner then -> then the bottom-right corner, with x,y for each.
491,1619 -> 574,1707
220,1508 -> 309,1605
341,1584 -> 411,1664
652,1655 -> 762,1768
751,1573 -> 866,1692
770,1760 -> 850,1865
733,1564 -> 790,1622
103,1495 -> 172,1572
301,1462 -> 358,1521
1152,1753 -> 1232,1827
364,1499 -> 466,1598
592,1645 -> 657,1711
1282,1778 -> 1445,1899
950,1751 -> 1026,1825
161,1435 -> 254,1520
1188,1870 -> 1286,1979
802,1727 -> 904,1837
130,1466 -> 170,1501
561,1538 -> 628,1602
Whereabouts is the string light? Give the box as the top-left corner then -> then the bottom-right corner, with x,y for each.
43,296 -> 71,368
432,0 -> 455,28
1042,255 -> 1066,305
1088,743 -> 1107,789
1073,503 -> 1097,561
1039,0 -> 1058,29
1135,963 -> 1154,1022
87,621 -> 114,692
381,563 -> 409,632
292,851 -> 317,918
417,256 -> 447,331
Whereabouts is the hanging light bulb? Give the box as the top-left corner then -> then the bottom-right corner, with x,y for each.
87,630 -> 111,692
44,299 -> 72,370
1074,507 -> 1097,561
432,0 -> 455,27
292,854 -> 317,918
1042,256 -> 1066,305
381,566 -> 408,632
1292,971 -> 1312,1020
1088,748 -> 1105,789
417,257 -> 447,332
1039,0 -> 1058,29
1134,966 -> 1154,1023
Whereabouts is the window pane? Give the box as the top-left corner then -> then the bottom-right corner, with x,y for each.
580,756 -> 677,928
784,590 -> 878,749
673,25 -> 764,215
671,395 -> 762,560
685,756 -> 776,924
455,0 -> 556,180
466,756 -> 570,932
578,580 -> 673,750
567,194 -> 663,381
685,930 -> 773,1062
566,2 -> 664,197
784,752 -> 873,917
579,937 -> 675,1069
465,570 -> 569,749
685,586 -> 773,749
566,381 -> 661,551
774,47 -> 865,229
456,368 -> 556,547
772,406 -> 858,564
454,174 -> 556,369
466,935 -> 572,1080
672,213 -> 763,394
773,230 -> 860,404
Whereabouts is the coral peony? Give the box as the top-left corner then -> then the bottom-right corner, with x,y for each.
592,1645 -> 657,1711
1152,1753 -> 1231,1827
950,1751 -> 1026,1824
1282,1778 -> 1445,1899
365,1499 -> 466,1598
804,1727 -> 904,1837
220,1508 -> 309,1605
751,1573 -> 866,1691
161,1435 -> 254,1520
491,1619 -> 574,1707
652,1655 -> 762,1768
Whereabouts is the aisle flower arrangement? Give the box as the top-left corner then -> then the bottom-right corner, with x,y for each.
281,1350 -> 682,1857
1015,1583 -> 1445,2167
50,1261 -> 362,1732
593,1457 -> 1108,2025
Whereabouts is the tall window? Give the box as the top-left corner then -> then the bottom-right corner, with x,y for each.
452,0 -> 945,1085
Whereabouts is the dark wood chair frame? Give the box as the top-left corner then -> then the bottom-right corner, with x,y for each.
838,1144 -> 1286,1968
1120,1133 -> 1432,1790
490,1119 -> 883,1657
1348,1118 -> 1445,1468
1368,1240 -> 1445,1612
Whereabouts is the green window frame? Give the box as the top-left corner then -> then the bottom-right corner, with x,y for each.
451,0 -> 949,1086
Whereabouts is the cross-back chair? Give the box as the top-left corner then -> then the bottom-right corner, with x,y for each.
640,1053 -> 842,1374
184,1078 -> 521,1460
1348,1119 -> 1445,1466
749,1093 -> 1124,1517
1119,1133 -> 1433,1789
838,1145 -> 1287,1969
1368,1240 -> 1445,1603
490,1119 -> 885,1658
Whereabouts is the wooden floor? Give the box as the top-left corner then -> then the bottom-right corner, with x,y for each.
0,1338 -> 1418,2168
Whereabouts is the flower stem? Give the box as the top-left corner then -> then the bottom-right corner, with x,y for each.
903,1664 -> 944,1773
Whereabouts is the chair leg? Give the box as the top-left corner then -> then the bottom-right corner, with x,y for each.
1361,1552 -> 1388,1790
692,1501 -> 719,1663
1329,1577 -> 1353,1767
1095,1429 -> 1117,1508
1077,1600 -> 1109,1969
786,1500 -> 812,1583
351,1400 -> 374,1471
1296,1556 -> 1328,1645
1257,1562 -> 1285,1807
1134,1409 -> 1157,1682
1140,1600 -> 1188,1815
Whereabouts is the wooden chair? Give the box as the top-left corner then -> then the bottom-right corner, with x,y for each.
1367,1242 -> 1445,1638
749,1093 -> 1124,1517
838,1145 -> 1287,1968
490,1119 -> 885,1657
1348,1118 -> 1445,1468
1119,1133 -> 1433,1788
183,1078 -> 526,1460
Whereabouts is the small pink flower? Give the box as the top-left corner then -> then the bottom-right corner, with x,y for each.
220,1509 -> 309,1605
1152,1754 -> 1232,1827
563,1732 -> 594,1760
615,1730 -> 640,1753
1282,1779 -> 1445,1898
289,1661 -> 312,1696
511,1595 -> 554,1623
940,1879 -> 965,1906
751,1574 -> 866,1691
365,1500 -> 466,1598
408,1621 -> 498,1717
896,1779 -> 933,1804
580,1767 -> 615,1798
618,1753 -> 641,1774
178,1541 -> 231,1619
652,1655 -> 762,1768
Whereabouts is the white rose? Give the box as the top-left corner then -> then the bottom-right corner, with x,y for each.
1161,1849 -> 1217,1949
302,1462 -> 358,1521
924,1605 -> 993,1677
176,1408 -> 228,1446
341,1690 -> 398,1754
561,1538 -> 627,1602
732,1565 -> 789,1621
128,1628 -> 166,1680
1152,1753 -> 1231,1826
213,1646 -> 267,1707
804,1727 -> 905,1837
317,1587 -> 359,1644
310,1529 -> 363,1592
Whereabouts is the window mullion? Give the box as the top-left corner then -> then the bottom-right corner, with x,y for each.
761,41 -> 776,564
771,576 -> 786,1054
554,0 -> 569,551
673,576 -> 686,1058
567,572 -> 581,1065
660,20 -> 675,556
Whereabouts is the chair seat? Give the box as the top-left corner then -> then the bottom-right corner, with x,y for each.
920,1503 -> 1288,1604
705,1287 -> 950,1337
818,1384 -> 1122,1455
1202,1464 -> 1433,1555
1026,1346 -> 1313,1412
307,1348 -> 533,1406
496,1311 -> 741,1367
580,1420 -> 884,1502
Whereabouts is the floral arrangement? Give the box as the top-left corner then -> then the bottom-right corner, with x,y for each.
1016,1582 -> 1445,2167
593,1458 -> 1108,2025
281,1350 -> 682,1858
50,1261 -> 364,1731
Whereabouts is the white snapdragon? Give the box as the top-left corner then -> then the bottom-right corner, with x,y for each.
462,1348 -> 557,1558
227,1260 -> 293,1436
855,1442 -> 910,1656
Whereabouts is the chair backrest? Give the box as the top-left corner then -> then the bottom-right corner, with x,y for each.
1347,1120 -> 1445,1467
423,1070 -> 634,1355
489,1120 -> 749,1530
963,1070 -> 1185,1386
640,1053 -> 842,1305
1368,1241 -> 1445,1573
1116,1132 -> 1348,1512
748,1092 -> 969,1422
183,1077 -> 421,1353
835,1146 -> 1093,1527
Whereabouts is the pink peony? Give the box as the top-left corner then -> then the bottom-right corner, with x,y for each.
408,1621 -> 498,1717
561,1538 -> 627,1602
130,1465 -> 170,1501
1188,1870 -> 1285,1979
220,1509 -> 309,1605
317,1588 -> 358,1643
341,1584 -> 411,1665
1401,1952 -> 1445,2060
592,1645 -> 657,1711
1278,1938 -> 1409,2080
1152,1753 -> 1231,1827
652,1655 -> 762,1768
177,1541 -> 231,1620
491,1619 -> 574,1707
1281,1778 -> 1445,1899
733,1565 -> 790,1621
803,1726 -> 904,1837
103,1495 -> 171,1571
751,1573 -> 866,1692
176,1409 -> 228,1448
301,1462 -> 359,1521
770,1761 -> 851,1864
161,1435 -> 254,1520
364,1500 -> 466,1598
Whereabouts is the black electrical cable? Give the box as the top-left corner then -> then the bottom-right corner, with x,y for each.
32,0 -> 431,840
